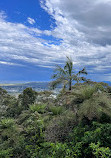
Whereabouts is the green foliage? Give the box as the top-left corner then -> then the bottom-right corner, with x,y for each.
78,86 -> 96,100
1,83 -> 111,158
30,104 -> 46,114
0,87 -> 7,96
0,118 -> 25,158
48,105 -> 65,115
0,118 -> 15,128
90,142 -> 111,158
107,86 -> 111,93
35,142 -> 75,158
45,111 -> 76,142
18,87 -> 37,109
67,122 -> 111,158
78,91 -> 111,120
24,118 -> 45,158
0,148 -> 13,158
0,88 -> 19,117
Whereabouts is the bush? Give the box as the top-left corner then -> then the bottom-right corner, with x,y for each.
0,118 -> 25,158
78,86 -> 96,101
78,93 -> 111,121
30,104 -> 46,114
45,111 -> 76,142
68,122 -> 111,158
48,105 -> 65,115
35,142 -> 75,158
0,148 -> 13,158
90,142 -> 111,158
0,118 -> 15,129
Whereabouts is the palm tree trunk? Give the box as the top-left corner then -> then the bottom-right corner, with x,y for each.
69,79 -> 72,90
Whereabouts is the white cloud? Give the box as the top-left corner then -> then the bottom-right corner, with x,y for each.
0,0 -> 111,82
41,0 -> 111,45
0,61 -> 22,66
40,0 -> 111,80
0,12 -> 65,69
27,17 -> 36,25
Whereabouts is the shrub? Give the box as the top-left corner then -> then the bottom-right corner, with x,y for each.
48,105 -> 65,115
30,104 -> 46,114
68,122 -> 111,157
0,118 -> 25,158
90,142 -> 111,158
0,148 -> 13,158
0,118 -> 15,129
78,93 -> 111,121
78,86 -> 96,101
45,111 -> 76,142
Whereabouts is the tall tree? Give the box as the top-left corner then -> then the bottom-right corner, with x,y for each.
51,57 -> 87,90
18,88 -> 37,109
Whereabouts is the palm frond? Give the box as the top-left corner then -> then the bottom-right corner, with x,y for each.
80,77 -> 87,82
64,56 -> 73,75
71,74 -> 78,81
50,77 -> 65,89
51,73 -> 58,79
54,65 -> 66,74
78,67 -> 87,75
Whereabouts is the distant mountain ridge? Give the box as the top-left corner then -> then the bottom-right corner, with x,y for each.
0,82 -> 50,94
0,81 -> 111,95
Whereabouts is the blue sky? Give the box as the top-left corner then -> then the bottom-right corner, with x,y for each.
0,0 -> 111,82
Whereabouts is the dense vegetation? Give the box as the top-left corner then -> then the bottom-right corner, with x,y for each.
1,81 -> 111,158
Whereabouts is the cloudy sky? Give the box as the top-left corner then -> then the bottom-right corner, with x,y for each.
0,0 -> 111,82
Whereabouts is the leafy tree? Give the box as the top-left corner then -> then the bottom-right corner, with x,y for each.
18,88 -> 37,109
0,88 -> 19,117
51,56 -> 87,90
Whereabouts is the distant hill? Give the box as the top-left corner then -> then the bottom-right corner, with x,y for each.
0,82 -> 50,94
0,81 -> 111,95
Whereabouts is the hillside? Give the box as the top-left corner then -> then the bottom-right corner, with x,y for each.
1,82 -> 111,157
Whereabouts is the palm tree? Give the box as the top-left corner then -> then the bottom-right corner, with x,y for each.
51,57 -> 88,90
76,67 -> 88,83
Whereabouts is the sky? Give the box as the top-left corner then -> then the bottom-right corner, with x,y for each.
0,0 -> 111,82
